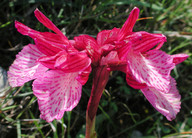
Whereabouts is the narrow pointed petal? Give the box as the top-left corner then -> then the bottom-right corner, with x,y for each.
15,21 -> 69,47
171,54 -> 189,65
34,9 -> 67,39
141,77 -> 181,121
8,44 -> 47,87
127,50 -> 175,92
33,70 -> 82,122
15,21 -> 35,36
118,7 -> 140,40
124,31 -> 167,53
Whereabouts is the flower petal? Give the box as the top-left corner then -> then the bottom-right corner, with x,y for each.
126,67 -> 147,89
97,28 -> 120,46
8,44 -> 47,87
39,51 -> 91,73
15,21 -> 69,53
171,54 -> 189,65
34,37 -> 65,56
76,66 -> 92,85
55,52 -> 92,73
141,77 -> 181,121
100,51 -> 127,72
127,50 -> 175,92
33,70 -> 82,122
74,35 -> 101,66
125,31 -> 167,53
34,9 -> 67,39
118,7 -> 140,40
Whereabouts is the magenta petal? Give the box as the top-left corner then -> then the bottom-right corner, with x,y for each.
15,21 -> 68,47
55,52 -> 91,73
97,28 -> 120,46
8,44 -> 47,87
34,9 -> 67,39
38,55 -> 58,69
100,51 -> 127,72
34,37 -> 65,56
118,7 -> 140,40
141,77 -> 181,121
76,66 -> 92,85
171,54 -> 189,65
74,35 -> 101,65
100,51 -> 120,66
15,21 -> 35,36
127,31 -> 167,53
33,70 -> 82,122
126,67 -> 147,89
127,50 -> 175,92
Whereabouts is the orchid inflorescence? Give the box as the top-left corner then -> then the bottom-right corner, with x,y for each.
8,7 -> 188,137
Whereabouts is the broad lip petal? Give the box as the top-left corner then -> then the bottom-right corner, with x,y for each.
141,77 -> 181,121
8,44 -> 48,87
33,70 -> 82,122
127,49 -> 175,92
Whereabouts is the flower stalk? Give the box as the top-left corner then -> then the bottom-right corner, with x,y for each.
85,66 -> 109,138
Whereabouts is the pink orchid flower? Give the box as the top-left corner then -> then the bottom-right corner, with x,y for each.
8,9 -> 91,122
8,7 -> 188,137
74,7 -> 189,123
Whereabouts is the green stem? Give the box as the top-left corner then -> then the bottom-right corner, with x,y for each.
85,66 -> 109,138
67,111 -> 72,138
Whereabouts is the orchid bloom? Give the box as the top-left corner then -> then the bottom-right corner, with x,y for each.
8,9 -> 91,122
8,7 -> 188,137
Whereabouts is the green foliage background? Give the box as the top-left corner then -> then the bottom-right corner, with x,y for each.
0,0 -> 192,137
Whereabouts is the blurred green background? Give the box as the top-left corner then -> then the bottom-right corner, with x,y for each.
0,0 -> 192,137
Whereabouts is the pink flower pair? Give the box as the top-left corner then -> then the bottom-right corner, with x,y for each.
8,7 -> 188,123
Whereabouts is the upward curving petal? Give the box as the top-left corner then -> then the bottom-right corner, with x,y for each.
127,50 -> 175,92
141,77 -> 181,121
33,70 -> 82,122
8,44 -> 48,87
34,9 -> 68,40
118,7 -> 140,40
15,21 -> 69,50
